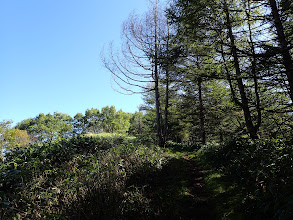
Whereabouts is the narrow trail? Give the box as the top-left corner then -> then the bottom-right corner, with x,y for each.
182,155 -> 215,219
130,154 -> 216,219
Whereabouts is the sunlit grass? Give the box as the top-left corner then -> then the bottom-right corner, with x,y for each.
202,171 -> 243,219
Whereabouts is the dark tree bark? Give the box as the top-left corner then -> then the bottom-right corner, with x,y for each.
154,67 -> 163,147
163,68 -> 169,145
198,77 -> 206,144
163,22 -> 173,146
154,0 -> 164,147
268,0 -> 293,102
246,0 -> 262,131
224,1 -> 258,139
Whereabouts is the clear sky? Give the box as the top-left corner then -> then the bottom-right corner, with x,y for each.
0,0 -> 151,125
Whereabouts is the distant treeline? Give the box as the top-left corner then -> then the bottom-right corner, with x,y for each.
0,106 -> 145,156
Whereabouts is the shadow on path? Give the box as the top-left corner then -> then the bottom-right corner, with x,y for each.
127,155 -> 216,219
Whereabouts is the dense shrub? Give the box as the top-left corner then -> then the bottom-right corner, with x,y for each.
197,138 -> 293,219
0,134 -> 166,219
165,141 -> 202,152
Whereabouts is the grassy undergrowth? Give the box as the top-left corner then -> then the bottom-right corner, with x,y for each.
0,134 -> 166,219
197,138 -> 293,219
140,141 -> 215,219
2,134 -> 292,219
0,137 -> 216,219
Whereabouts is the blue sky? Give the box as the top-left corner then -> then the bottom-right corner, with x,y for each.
0,0 -> 151,125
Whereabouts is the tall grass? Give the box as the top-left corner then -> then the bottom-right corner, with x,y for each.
0,134 -> 166,219
197,138 -> 293,219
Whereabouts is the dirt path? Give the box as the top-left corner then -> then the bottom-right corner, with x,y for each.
182,155 -> 215,219
130,154 -> 216,219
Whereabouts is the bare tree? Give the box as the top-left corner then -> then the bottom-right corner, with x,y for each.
102,0 -> 173,147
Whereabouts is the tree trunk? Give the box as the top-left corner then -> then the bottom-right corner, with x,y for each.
138,112 -> 142,135
268,0 -> 293,102
154,0 -> 164,147
224,2 -> 258,139
247,0 -> 262,131
154,67 -> 163,147
198,77 -> 206,144
219,130 -> 223,143
163,68 -> 169,145
163,21 -> 171,145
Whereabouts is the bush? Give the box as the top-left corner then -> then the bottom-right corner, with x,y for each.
0,135 -> 166,219
197,138 -> 293,219
165,140 -> 201,152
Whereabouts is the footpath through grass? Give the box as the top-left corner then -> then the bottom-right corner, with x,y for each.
197,138 -> 293,219
130,145 -> 216,219
1,135 -> 217,219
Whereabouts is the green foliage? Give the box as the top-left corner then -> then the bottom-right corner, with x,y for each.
0,134 -> 165,219
128,111 -> 144,136
167,0 -> 293,140
73,106 -> 132,135
197,138 -> 293,219
165,140 -> 201,153
16,112 -> 73,142
0,121 -> 30,159
15,106 -> 134,144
